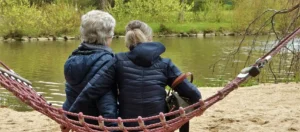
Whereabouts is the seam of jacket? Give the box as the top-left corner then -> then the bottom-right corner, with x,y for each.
80,52 -> 113,85
86,59 -> 116,88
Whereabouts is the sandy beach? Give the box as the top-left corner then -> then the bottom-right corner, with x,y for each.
0,83 -> 300,132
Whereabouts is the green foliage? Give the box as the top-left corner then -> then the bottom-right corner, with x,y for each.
40,2 -> 81,36
223,4 -> 234,10
28,0 -> 54,6
202,0 -> 225,22
2,0 -> 293,37
178,1 -> 194,22
0,0 -> 43,37
75,0 -> 98,10
189,0 -> 204,12
240,79 -> 259,87
232,0 -> 298,33
108,0 -> 188,23
183,0 -> 233,24
151,22 -> 230,34
0,0 -> 81,37
294,73 -> 300,83
158,24 -> 172,34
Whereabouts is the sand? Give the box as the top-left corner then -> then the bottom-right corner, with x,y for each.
0,83 -> 300,132
0,108 -> 60,132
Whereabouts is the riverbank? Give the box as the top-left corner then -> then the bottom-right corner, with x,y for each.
0,83 -> 299,132
0,31 -> 238,42
114,22 -> 233,35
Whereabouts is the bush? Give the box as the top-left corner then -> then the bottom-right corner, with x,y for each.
108,0 -> 189,23
202,0 -> 225,23
224,4 -> 233,10
40,2 -> 81,36
0,0 -> 43,38
0,0 -> 82,38
188,28 -> 198,34
232,0 -> 297,33
158,24 -> 172,34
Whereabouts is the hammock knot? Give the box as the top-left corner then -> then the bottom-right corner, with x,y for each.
117,117 -> 127,132
179,107 -> 187,119
138,116 -> 149,132
78,112 -> 85,125
197,100 -> 206,116
98,116 -> 107,131
59,109 -> 66,119
59,109 -> 73,131
79,112 -> 92,132
159,112 -> 169,129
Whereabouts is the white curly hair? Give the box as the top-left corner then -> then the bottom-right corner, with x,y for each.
80,10 -> 116,45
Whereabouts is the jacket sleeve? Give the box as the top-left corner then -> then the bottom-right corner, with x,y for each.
96,90 -> 118,126
167,59 -> 202,103
68,58 -> 117,114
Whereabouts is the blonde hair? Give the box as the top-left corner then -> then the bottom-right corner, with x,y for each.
125,20 -> 152,49
80,10 -> 116,45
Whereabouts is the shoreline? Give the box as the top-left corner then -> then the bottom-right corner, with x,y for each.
0,31 -> 278,42
0,83 -> 299,132
0,31 -> 251,42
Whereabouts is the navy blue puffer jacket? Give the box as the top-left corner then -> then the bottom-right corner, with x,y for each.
69,42 -> 201,127
63,43 -> 117,125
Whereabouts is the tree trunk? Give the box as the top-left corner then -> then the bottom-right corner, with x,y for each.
99,0 -> 115,10
99,0 -> 106,10
178,0 -> 185,22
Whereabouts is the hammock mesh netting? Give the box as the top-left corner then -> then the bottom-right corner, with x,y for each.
0,27 -> 299,132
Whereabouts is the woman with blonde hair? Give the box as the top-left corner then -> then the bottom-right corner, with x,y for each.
69,20 -> 201,128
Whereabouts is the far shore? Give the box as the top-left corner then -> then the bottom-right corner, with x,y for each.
0,83 -> 299,132
0,31 -> 279,42
0,32 -> 236,42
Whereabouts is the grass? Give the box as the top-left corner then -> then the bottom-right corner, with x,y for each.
114,22 -> 232,35
154,22 -> 232,33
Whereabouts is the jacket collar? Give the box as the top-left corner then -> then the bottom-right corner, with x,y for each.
71,42 -> 113,56
81,42 -> 113,53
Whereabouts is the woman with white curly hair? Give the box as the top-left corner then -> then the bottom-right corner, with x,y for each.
62,10 -> 117,126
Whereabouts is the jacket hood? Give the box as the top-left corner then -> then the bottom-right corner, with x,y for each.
127,42 -> 166,67
65,43 -> 113,86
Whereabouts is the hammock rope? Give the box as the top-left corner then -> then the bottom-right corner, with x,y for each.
0,27 -> 299,132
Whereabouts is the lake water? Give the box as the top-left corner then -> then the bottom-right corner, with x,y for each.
0,36 -> 299,111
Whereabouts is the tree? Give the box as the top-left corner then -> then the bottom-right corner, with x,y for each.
178,0 -> 185,22
202,0 -> 224,22
213,2 -> 300,84
109,0 -> 185,23
98,0 -> 113,10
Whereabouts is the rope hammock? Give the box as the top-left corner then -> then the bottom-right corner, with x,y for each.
0,27 -> 299,132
